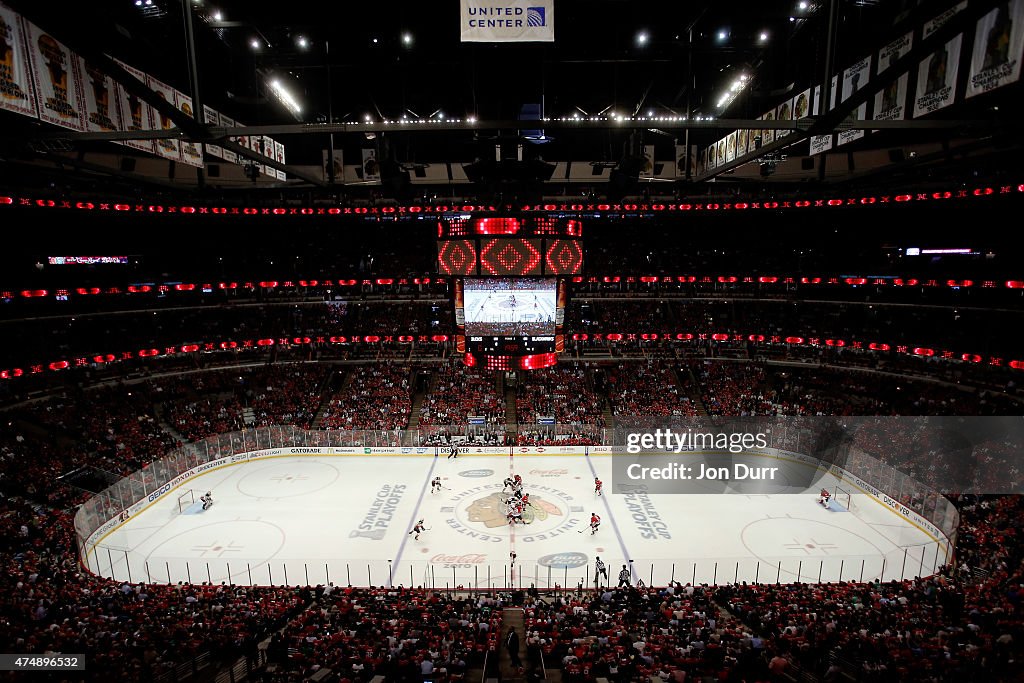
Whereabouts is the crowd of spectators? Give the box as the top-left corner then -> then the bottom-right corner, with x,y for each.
516,364 -> 605,427
606,362 -> 700,418
418,362 -> 505,428
320,364 -> 412,430
268,587 -> 501,681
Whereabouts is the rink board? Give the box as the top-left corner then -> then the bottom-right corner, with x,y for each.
85,452 -> 948,588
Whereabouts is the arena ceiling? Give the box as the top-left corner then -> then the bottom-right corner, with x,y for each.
0,0 -> 1020,202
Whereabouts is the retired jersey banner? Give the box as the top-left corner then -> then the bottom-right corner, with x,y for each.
174,91 -> 203,168
274,140 -> 286,180
25,21 -> 85,131
837,57 -> 870,146
914,34 -> 962,117
113,59 -> 154,154
0,5 -> 37,118
460,0 -> 554,42
966,0 -> 1024,98
793,89 -> 811,120
812,75 -> 838,115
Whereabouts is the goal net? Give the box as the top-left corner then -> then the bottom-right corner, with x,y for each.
176,489 -> 196,514
832,486 -> 856,512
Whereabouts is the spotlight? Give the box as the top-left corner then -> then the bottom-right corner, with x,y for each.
296,36 -> 309,49
636,31 -> 649,46
402,32 -> 413,46
250,38 -> 261,50
759,32 -> 769,43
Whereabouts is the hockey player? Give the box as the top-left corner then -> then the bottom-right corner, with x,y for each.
589,512 -> 601,535
514,474 -> 522,487
201,491 -> 213,510
594,477 -> 603,496
520,492 -> 532,508
431,477 -> 443,494
448,445 -> 459,459
409,519 -> 427,540
503,476 -> 516,492
819,488 -> 831,508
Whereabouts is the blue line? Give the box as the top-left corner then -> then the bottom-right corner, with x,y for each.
391,455 -> 438,587
584,452 -> 636,581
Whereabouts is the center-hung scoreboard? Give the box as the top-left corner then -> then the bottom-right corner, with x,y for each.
436,215 -> 583,370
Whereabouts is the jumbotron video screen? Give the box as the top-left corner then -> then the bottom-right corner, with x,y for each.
464,277 -> 557,337
455,277 -> 565,355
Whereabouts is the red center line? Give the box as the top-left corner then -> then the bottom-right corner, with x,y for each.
509,451 -> 516,587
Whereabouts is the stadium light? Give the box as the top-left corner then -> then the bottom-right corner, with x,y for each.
268,78 -> 302,118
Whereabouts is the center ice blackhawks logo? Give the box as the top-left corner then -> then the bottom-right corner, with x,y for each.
447,484 -> 582,542
466,492 -> 563,528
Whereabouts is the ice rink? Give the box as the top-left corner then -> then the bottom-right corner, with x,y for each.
86,452 -> 949,589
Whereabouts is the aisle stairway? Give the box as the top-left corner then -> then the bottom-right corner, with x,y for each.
499,607 -> 527,682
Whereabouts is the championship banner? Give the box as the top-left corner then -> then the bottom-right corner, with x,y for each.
323,148 -> 344,182
639,145 -> 655,178
715,138 -> 726,167
913,34 -> 962,118
203,105 -> 223,160
809,134 -> 833,156
837,57 -> 870,146
923,1 -> 967,38
274,140 -> 286,180
874,72 -> 908,122
24,21 -> 85,131
460,0 -> 554,43
174,91 -> 203,167
362,148 -> 381,182
966,0 -> 1024,98
725,132 -> 736,163
875,33 -> 912,123
841,57 -> 871,103
145,74 -> 181,161
777,97 -> 794,138
218,113 -> 238,163
0,5 -> 37,118
113,59 -> 154,154
75,56 -> 119,133
706,143 -> 716,170
837,104 -> 867,147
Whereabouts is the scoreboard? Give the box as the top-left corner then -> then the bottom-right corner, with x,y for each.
441,216 -> 580,370
436,216 -> 583,276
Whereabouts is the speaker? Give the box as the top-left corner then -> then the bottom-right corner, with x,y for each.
120,157 -> 136,172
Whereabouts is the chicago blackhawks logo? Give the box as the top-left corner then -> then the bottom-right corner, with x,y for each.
466,492 -> 564,528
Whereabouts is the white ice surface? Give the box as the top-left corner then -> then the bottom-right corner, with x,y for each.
87,454 -> 946,588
